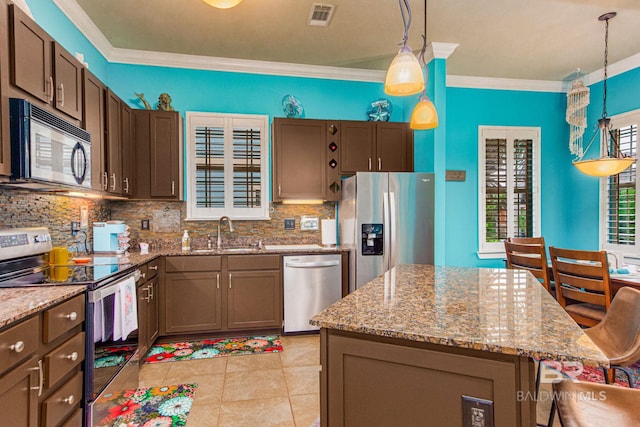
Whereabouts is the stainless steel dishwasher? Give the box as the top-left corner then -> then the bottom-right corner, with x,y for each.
283,254 -> 342,333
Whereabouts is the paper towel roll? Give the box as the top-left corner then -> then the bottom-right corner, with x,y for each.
321,219 -> 337,247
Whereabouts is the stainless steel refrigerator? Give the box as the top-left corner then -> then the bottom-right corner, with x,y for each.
339,172 -> 434,292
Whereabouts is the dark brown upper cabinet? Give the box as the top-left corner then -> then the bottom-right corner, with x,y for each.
339,121 -> 414,174
273,118 -> 327,202
133,110 -> 182,200
121,103 -> 134,197
8,5 -> 83,121
0,2 -> 10,176
82,69 -> 106,192
105,89 -> 123,195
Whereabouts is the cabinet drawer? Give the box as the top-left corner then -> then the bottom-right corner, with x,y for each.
42,371 -> 83,427
43,295 -> 84,343
146,257 -> 160,279
228,255 -> 280,271
44,332 -> 85,389
165,255 -> 221,272
0,316 -> 39,376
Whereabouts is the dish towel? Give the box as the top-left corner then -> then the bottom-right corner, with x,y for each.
102,293 -> 115,342
118,276 -> 138,341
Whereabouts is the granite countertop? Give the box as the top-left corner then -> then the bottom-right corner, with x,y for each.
0,285 -> 86,329
311,264 -> 609,367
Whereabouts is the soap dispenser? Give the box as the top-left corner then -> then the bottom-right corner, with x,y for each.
181,230 -> 191,252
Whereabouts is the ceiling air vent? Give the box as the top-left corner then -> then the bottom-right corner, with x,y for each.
308,3 -> 335,27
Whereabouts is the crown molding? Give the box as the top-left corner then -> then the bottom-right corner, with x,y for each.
109,48 -> 387,82
447,75 -> 566,92
425,42 -> 459,63
51,0 -> 113,58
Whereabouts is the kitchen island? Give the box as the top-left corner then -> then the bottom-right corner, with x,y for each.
310,265 -> 608,427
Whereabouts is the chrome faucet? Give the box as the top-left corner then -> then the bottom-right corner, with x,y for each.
217,216 -> 234,249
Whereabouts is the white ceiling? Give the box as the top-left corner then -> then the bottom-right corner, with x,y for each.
69,0 -> 640,83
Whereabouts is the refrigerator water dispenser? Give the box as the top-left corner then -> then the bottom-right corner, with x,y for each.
362,223 -> 383,255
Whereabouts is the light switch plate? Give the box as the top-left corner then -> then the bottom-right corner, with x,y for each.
300,216 -> 319,231
284,218 -> 295,230
462,396 -> 494,427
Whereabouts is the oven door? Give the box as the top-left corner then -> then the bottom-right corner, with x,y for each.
85,271 -> 141,426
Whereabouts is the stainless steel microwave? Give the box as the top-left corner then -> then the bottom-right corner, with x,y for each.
8,98 -> 91,190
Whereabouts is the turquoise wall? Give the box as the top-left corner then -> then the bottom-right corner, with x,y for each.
22,0 -> 640,267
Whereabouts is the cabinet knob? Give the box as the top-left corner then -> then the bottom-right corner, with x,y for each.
10,341 -> 25,353
63,395 -> 75,405
149,265 -> 158,271
66,352 -> 79,362
142,272 -> 146,279
65,312 -> 78,321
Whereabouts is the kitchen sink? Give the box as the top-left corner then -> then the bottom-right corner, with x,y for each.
191,249 -> 217,254
190,248 -> 258,253
222,248 -> 258,253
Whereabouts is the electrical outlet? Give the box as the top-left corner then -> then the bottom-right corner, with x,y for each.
71,221 -> 80,236
462,396 -> 494,427
284,218 -> 295,230
141,219 -> 150,230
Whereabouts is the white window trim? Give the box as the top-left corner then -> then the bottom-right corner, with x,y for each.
185,112 -> 270,220
477,126 -> 541,259
599,109 -> 640,260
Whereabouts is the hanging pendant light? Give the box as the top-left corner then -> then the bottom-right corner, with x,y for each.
409,0 -> 438,130
202,0 -> 242,9
384,0 -> 424,96
573,12 -> 635,177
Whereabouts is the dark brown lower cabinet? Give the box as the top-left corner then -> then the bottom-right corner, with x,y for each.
163,271 -> 223,334
138,275 -> 160,357
0,356 -> 39,427
320,330 -> 536,427
161,255 -> 282,335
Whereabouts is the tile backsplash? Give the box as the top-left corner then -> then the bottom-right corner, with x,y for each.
0,187 -> 336,252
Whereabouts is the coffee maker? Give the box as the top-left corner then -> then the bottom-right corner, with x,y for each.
93,222 -> 129,253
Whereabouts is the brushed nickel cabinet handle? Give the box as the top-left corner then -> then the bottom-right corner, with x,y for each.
58,83 -> 65,107
66,352 -> 78,362
66,312 -> 78,321
278,185 -> 281,196
10,341 -> 25,353
111,173 -> 117,191
216,273 -> 220,289
148,284 -> 154,299
228,273 -> 232,289
368,158 -> 372,171
63,395 -> 75,405
103,172 -> 108,190
378,158 -> 382,170
30,359 -> 43,396
124,177 -> 130,194
47,77 -> 54,103
171,181 -> 175,196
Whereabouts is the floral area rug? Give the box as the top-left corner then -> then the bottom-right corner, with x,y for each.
94,383 -> 197,427
94,344 -> 137,368
143,335 -> 283,364
541,360 -> 640,387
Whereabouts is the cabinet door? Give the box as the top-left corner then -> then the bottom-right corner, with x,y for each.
82,69 -> 106,191
147,276 -> 159,346
121,104 -> 133,196
150,112 -> 180,199
0,356 -> 39,427
52,43 -> 82,120
375,122 -> 414,172
137,282 -> 149,356
163,272 -> 222,334
9,4 -> 51,103
0,2 -> 11,176
273,118 -> 326,201
339,121 -> 375,174
227,270 -> 282,330
105,90 -> 122,194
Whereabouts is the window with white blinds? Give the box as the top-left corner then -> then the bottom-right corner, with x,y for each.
478,126 -> 541,257
186,112 -> 269,220
601,110 -> 640,253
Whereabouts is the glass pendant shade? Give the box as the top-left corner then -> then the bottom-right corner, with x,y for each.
384,46 -> 425,96
202,0 -> 242,9
410,94 -> 438,129
573,157 -> 635,177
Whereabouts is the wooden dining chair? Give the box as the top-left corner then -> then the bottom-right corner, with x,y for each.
507,236 -> 546,245
504,240 -> 554,296
549,247 -> 613,327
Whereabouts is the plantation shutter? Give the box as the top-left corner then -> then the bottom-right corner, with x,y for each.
607,124 -> 637,245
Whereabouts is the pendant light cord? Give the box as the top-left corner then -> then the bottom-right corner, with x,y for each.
602,17 -> 609,120
398,0 -> 412,46
417,0 -> 428,96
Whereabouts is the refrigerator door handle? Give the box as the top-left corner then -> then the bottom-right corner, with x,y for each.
383,191 -> 391,271
389,191 -> 397,268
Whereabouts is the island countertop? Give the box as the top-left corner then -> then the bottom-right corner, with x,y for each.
310,264 -> 608,367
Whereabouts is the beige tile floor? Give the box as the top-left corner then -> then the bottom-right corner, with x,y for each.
139,335 -> 320,427
140,335 -> 561,427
